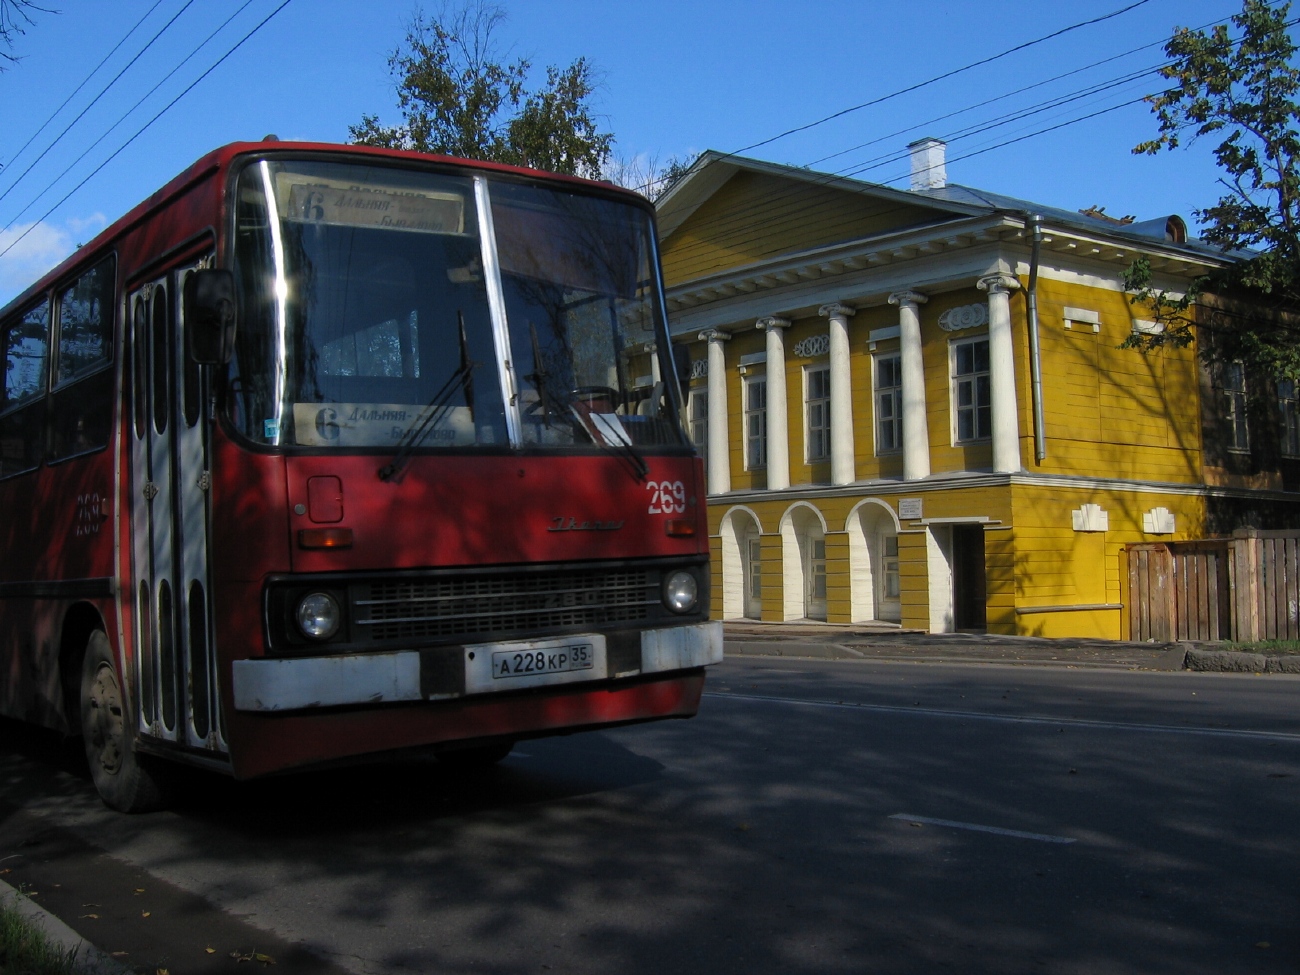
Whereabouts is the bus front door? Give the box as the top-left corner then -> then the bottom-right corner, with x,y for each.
128,263 -> 225,755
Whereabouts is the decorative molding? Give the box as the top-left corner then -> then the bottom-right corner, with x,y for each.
1063,306 -> 1100,332
792,335 -> 830,358
1071,503 -> 1109,532
689,359 -> 708,380
1143,506 -> 1176,534
937,303 -> 989,332
1131,318 -> 1164,335
697,328 -> 730,343
888,290 -> 928,309
818,302 -> 856,320
756,316 -> 791,332
977,272 -> 1021,296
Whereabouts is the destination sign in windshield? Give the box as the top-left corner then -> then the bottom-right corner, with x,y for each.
276,174 -> 466,234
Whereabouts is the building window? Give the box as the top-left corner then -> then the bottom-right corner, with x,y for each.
744,374 -> 767,470
1280,378 -> 1299,457
1224,360 -> 1249,452
688,388 -> 708,462
875,354 -> 902,454
952,337 -> 991,442
805,365 -> 830,462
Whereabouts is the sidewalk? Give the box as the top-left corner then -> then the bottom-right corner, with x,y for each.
722,621 -> 1300,672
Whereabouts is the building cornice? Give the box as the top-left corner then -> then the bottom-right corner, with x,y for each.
666,213 -> 1229,337
707,470 -> 1300,506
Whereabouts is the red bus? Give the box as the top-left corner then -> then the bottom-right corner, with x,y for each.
0,140 -> 720,812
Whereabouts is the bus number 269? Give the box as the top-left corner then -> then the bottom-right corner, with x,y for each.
646,480 -> 686,514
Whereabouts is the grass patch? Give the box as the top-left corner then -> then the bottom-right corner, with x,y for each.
0,892 -> 85,975
1223,640 -> 1300,655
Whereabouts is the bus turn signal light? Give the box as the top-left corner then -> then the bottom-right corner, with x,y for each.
665,520 -> 695,537
298,528 -> 354,549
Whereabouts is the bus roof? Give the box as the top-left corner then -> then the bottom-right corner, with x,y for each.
2,139 -> 649,318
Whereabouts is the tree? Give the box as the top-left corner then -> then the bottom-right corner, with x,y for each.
1,0 -> 53,69
350,2 -> 612,180
1125,0 -> 1300,382
602,152 -> 697,201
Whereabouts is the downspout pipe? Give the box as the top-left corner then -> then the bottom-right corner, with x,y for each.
1026,213 -> 1046,462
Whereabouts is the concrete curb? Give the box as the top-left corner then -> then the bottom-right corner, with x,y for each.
1184,647 -> 1300,674
1,876 -> 131,975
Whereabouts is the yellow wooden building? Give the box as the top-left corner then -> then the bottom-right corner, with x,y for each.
658,141 -> 1300,638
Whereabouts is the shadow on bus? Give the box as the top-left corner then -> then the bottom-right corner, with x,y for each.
166,731 -> 664,833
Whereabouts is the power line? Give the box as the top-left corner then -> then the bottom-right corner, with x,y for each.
1,0 -> 260,237
0,0 -> 167,177
0,0 -> 295,261
730,0 -> 1156,156
0,0 -> 198,207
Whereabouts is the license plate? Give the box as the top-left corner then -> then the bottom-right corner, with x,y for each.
463,635 -> 608,694
492,643 -> 594,679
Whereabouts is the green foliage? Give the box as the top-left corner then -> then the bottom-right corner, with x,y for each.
1127,0 -> 1300,381
0,895 -> 83,975
350,2 -> 612,179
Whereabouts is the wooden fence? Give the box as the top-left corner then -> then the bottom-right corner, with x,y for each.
1126,529 -> 1300,643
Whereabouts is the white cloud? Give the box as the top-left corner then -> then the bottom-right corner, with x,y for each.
0,213 -> 108,308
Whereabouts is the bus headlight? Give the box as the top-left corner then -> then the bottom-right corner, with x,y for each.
296,592 -> 341,640
662,570 -> 699,614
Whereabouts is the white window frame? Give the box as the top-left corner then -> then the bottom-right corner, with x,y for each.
950,336 -> 991,444
804,363 -> 830,463
687,387 -> 708,462
744,373 -> 767,470
873,353 -> 902,455
1224,360 -> 1249,452
1279,378 -> 1299,457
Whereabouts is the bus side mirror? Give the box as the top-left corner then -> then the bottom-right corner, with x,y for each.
185,269 -> 237,364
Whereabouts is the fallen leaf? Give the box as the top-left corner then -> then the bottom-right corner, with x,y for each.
78,914 -> 100,920
134,888 -> 146,894
0,869 -> 9,875
157,968 -> 170,975
205,947 -> 217,954
255,952 -> 276,965
141,911 -> 151,918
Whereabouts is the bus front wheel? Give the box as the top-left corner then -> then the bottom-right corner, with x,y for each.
80,631 -> 167,813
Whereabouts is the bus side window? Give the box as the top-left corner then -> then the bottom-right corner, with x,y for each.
0,300 -> 50,478
49,255 -> 116,462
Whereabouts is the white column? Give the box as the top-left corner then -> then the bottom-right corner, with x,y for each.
699,329 -> 731,494
819,302 -> 856,486
757,316 -> 791,490
978,273 -> 1022,474
888,291 -> 930,481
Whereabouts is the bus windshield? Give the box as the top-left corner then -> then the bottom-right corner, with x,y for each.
228,158 -> 685,452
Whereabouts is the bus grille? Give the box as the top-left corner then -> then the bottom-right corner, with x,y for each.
354,568 -> 657,643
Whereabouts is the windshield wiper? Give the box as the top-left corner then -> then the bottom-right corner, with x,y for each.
378,314 -> 476,483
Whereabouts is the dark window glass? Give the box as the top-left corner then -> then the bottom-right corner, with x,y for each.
48,257 -> 118,462
4,302 -> 49,408
1,301 -> 50,477
56,256 -> 114,387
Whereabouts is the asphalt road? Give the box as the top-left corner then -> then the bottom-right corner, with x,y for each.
3,653 -> 1299,975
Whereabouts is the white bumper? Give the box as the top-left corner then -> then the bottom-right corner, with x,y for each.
232,621 -> 723,712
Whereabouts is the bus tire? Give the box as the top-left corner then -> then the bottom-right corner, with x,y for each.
80,630 -> 168,813
436,740 -> 514,769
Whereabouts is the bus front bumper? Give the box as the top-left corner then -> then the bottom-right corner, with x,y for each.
231,621 -> 722,713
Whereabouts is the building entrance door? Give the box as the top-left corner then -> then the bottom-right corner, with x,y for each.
952,524 -> 986,630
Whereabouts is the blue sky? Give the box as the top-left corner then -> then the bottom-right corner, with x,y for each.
0,0 -> 1263,306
